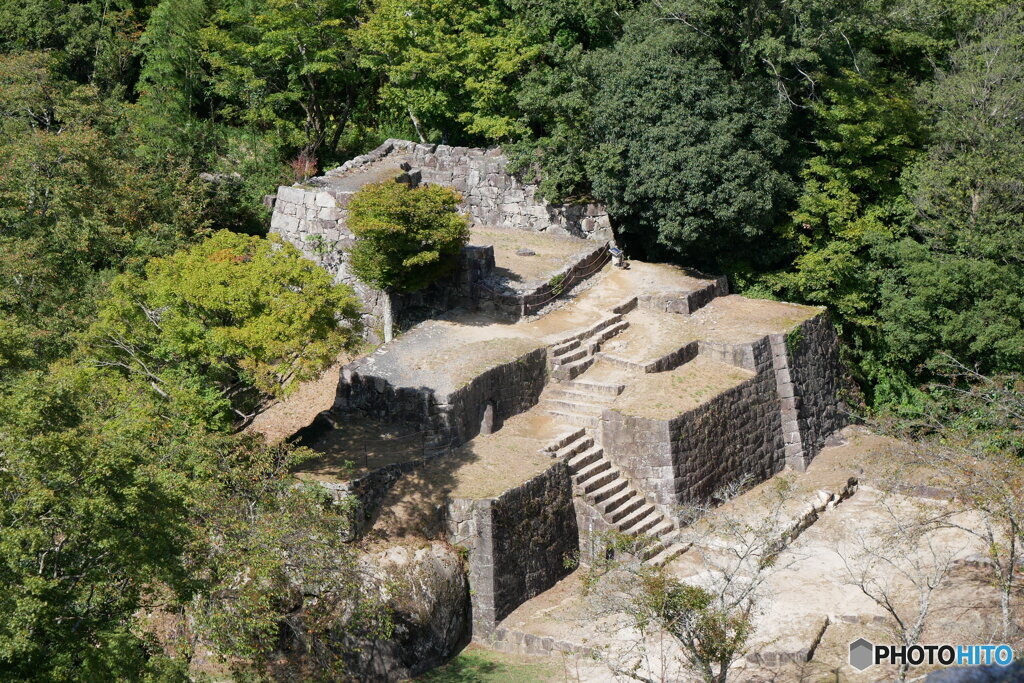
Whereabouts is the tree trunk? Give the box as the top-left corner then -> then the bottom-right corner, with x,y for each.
382,292 -> 394,343
408,106 -> 426,143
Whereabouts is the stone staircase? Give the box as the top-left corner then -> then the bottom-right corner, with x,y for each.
544,425 -> 688,568
547,314 -> 629,381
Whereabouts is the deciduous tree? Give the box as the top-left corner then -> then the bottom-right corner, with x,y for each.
85,231 -> 361,429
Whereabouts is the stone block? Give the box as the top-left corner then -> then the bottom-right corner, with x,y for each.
277,185 -> 305,204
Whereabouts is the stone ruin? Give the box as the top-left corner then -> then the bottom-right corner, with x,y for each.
269,139 -> 613,339
270,140 -> 849,655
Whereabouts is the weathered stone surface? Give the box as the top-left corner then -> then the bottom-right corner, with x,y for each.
336,346 -> 548,449
447,462 -> 577,635
602,337 -> 787,511
346,542 -> 469,679
268,139 -> 614,337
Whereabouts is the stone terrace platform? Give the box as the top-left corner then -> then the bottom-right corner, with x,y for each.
304,247 -> 846,639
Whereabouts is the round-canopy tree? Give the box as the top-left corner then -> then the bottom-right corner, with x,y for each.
85,230 -> 362,430
347,180 -> 470,341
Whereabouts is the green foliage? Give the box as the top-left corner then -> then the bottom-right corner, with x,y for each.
879,7 -> 1024,377
188,437 -> 392,678
0,0 -> 156,91
85,231 -> 361,429
0,53 -> 210,367
352,0 -> 541,143
347,181 -> 470,293
200,0 -> 369,162
420,645 -> 557,682
0,368 -> 195,681
133,0 -> 214,163
584,16 -> 795,264
638,572 -> 752,683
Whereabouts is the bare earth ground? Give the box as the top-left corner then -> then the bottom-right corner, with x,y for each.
295,415 -> 426,481
366,408 -> 566,543
685,294 -> 822,344
245,356 -> 350,444
612,356 -> 754,419
483,426 -> 1023,682
600,307 -> 705,363
470,225 -> 596,287
350,260 -> 736,413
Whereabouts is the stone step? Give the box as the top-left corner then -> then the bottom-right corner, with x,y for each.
574,457 -> 611,484
650,521 -> 676,538
618,505 -> 660,535
550,313 -> 622,349
612,297 -> 639,315
552,346 -> 589,366
551,355 -> 596,381
582,466 -> 620,494
555,433 -> 595,461
630,511 -> 664,537
546,409 -> 600,428
589,477 -> 628,505
593,320 -> 629,346
551,338 -> 581,357
542,398 -> 605,417
548,387 -> 617,404
645,543 -> 688,568
607,492 -> 645,523
601,486 -> 637,514
582,313 -> 623,341
567,445 -> 603,473
564,382 -> 625,399
641,538 -> 668,561
540,428 -> 587,456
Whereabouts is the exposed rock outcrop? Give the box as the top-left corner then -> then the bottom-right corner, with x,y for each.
348,542 -> 469,680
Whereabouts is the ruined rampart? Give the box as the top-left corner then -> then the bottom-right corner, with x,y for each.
447,461 -> 577,634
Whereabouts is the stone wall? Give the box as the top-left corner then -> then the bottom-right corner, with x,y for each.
402,141 -> 612,240
695,313 -> 846,471
476,241 -> 610,320
782,313 -> 849,468
269,139 -> 613,336
667,344 -> 786,505
440,347 -> 548,445
602,337 -> 786,510
447,462 -> 577,635
638,275 -> 730,315
335,346 -> 548,449
320,459 -> 426,539
490,462 -> 578,622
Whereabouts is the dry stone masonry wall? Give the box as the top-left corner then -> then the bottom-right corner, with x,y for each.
269,139 -> 613,336
402,141 -> 612,240
336,346 -> 548,449
447,462 -> 577,635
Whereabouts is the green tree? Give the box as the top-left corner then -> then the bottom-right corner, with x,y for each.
352,0 -> 540,143
347,180 -> 469,341
582,17 -> 795,265
756,72 -> 926,403
0,0 -> 157,92
0,53 -> 209,368
880,7 -> 1024,378
188,437 -> 391,678
0,368 -> 194,681
84,231 -> 361,429
133,0 -> 214,162
201,0 -> 370,165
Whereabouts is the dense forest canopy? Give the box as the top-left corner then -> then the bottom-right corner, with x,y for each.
0,0 -> 1022,679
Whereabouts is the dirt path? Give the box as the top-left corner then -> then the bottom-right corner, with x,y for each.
245,356 -> 350,444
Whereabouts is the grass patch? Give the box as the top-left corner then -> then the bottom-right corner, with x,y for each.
419,645 -> 557,682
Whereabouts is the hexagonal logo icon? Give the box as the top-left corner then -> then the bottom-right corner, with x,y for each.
849,638 -> 874,671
